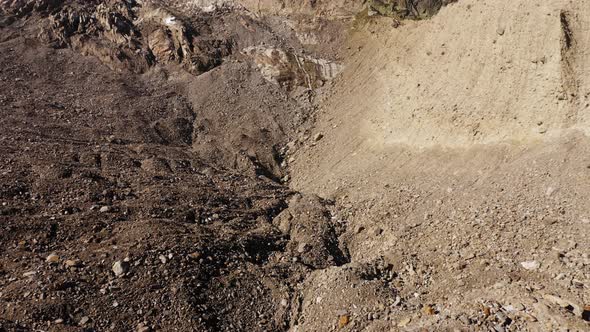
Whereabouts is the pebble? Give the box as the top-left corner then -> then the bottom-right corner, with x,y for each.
159,255 -> 167,264
65,259 -> 82,268
99,206 -> 111,213
187,252 -> 201,260
313,133 -> 323,142
397,317 -> 411,327
112,261 -> 129,277
136,323 -> 151,332
422,305 -> 435,315
543,294 -> 582,316
520,260 -> 540,270
46,253 -> 60,264
79,316 -> 90,325
338,315 -> 349,328
572,279 -> 584,288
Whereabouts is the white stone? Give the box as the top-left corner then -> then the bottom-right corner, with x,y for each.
520,260 -> 540,270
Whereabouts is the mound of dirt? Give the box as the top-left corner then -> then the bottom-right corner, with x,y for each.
289,0 -> 590,330
0,1 -> 344,330
1,0 -> 590,331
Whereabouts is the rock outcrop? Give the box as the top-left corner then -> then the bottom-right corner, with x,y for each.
368,0 -> 456,19
3,0 -> 231,74
242,46 -> 343,90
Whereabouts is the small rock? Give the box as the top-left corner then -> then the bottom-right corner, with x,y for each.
297,242 -> 310,254
422,305 -> 435,315
285,141 -> 297,152
159,255 -> 167,264
17,240 -> 27,249
65,259 -> 82,268
397,317 -> 411,327
112,261 -> 129,277
373,227 -> 383,236
520,260 -> 540,270
543,294 -> 582,316
497,27 -> 505,36
46,253 -> 60,264
280,299 -> 288,307
22,271 -> 36,277
54,319 -> 64,324
79,316 -> 90,325
137,323 -> 151,332
187,252 -> 201,260
338,315 -> 349,328
313,133 -> 324,142
99,206 -> 111,213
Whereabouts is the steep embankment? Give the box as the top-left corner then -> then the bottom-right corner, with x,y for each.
289,0 -> 590,330
296,0 -> 590,153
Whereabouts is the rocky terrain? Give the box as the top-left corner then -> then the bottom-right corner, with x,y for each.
0,0 -> 589,331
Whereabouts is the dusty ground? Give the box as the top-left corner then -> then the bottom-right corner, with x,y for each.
0,0 -> 589,331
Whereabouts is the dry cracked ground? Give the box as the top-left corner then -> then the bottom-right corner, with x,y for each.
0,0 -> 589,331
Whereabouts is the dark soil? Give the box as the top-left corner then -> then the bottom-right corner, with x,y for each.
0,1 -> 344,331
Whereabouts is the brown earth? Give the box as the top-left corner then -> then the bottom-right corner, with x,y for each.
1,0 -> 589,332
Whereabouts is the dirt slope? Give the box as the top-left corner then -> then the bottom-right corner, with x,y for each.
289,0 -> 590,330
293,0 -> 590,150
1,0 -> 589,331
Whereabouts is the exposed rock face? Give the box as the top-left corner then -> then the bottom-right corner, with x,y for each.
1,0 -> 452,78
0,0 -> 61,17
368,0 -> 456,18
2,0 -> 231,74
177,0 -> 454,18
242,46 -> 343,90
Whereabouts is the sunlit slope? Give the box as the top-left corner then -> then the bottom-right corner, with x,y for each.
324,0 -> 590,149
